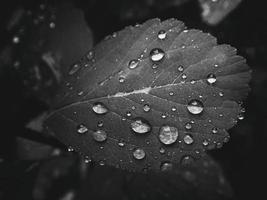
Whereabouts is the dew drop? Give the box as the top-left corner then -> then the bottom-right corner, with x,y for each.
92,130 -> 107,142
118,140 -> 125,147
119,77 -> 125,83
238,114 -> 244,120
133,148 -> 146,160
68,63 -> 80,75
143,104 -> 151,112
159,126 -> 179,145
219,92 -> 224,97
183,135 -> 194,145
206,73 -> 217,84
77,124 -> 88,134
161,114 -> 167,119
190,80 -> 196,84
131,118 -> 151,134
150,48 -> 165,62
185,122 -> 192,130
169,92 -> 174,96
99,160 -> 105,166
126,111 -> 132,117
67,146 -> 74,152
178,65 -> 184,72
203,140 -> 209,147
159,147 -> 166,154
160,162 -> 173,172
92,102 -> 108,115
158,30 -> 167,40
187,99 -> 204,115
128,59 -> 139,69
181,74 -> 187,79
212,127 -> 218,134
171,107 -> 177,112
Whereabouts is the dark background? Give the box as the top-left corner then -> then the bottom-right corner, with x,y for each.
0,0 -> 266,200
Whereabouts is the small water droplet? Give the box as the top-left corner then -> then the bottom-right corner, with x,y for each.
185,122 -> 192,130
212,127 -> 218,134
203,140 -> 209,147
181,155 -> 194,165
78,91 -> 84,96
119,77 -> 125,83
68,63 -> 80,75
169,92 -> 174,96
181,74 -> 187,79
190,80 -> 196,84
67,146 -> 74,152
178,65 -> 184,72
150,48 -> 165,62
97,121 -> 104,127
171,107 -> 177,112
241,108 -> 246,113
158,30 -> 167,40
160,162 -> 173,172
133,148 -> 146,160
118,140 -> 125,147
126,111 -> 132,117
183,135 -> 194,145
214,64 -> 219,67
12,36 -> 20,44
92,102 -> 108,115
77,124 -> 88,134
206,73 -> 217,84
49,22 -> 55,28
161,114 -> 167,119
159,147 -> 166,154
238,114 -> 244,120
223,136 -> 230,143
143,104 -> 151,112
131,106 -> 136,110
86,51 -> 94,60
92,130 -> 107,142
128,59 -> 139,69
219,92 -> 224,97
159,126 -> 178,145
99,160 -> 105,166
131,118 -> 151,134
84,156 -> 92,163
187,99 -> 204,115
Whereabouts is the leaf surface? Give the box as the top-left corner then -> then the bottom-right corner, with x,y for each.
45,18 -> 251,172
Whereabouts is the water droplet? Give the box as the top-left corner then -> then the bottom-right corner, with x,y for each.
185,122 -> 192,130
159,126 -> 178,145
187,99 -> 204,115
238,114 -> 244,120
119,77 -> 125,83
150,48 -> 165,62
143,104 -> 151,112
133,148 -> 146,160
86,51 -> 94,60
158,147 -> 165,155
77,124 -> 88,134
206,73 -> 217,84
178,65 -> 184,72
67,146 -> 74,152
212,127 -> 218,134
241,108 -> 246,113
92,130 -> 107,142
128,59 -> 139,69
171,107 -> 177,112
84,156 -> 92,163
160,162 -> 173,172
97,121 -> 104,127
12,36 -> 20,44
161,114 -> 167,119
92,102 -> 108,115
49,22 -> 55,28
118,140 -> 125,147
183,135 -> 194,145
169,92 -> 174,96
158,30 -> 167,40
203,140 -> 209,147
181,155 -> 194,165
99,160 -> 105,166
131,106 -> 136,110
126,111 -> 132,117
78,91 -> 84,96
131,118 -> 151,134
223,136 -> 230,143
190,80 -> 196,84
219,92 -> 224,97
181,74 -> 187,79
68,63 -> 80,75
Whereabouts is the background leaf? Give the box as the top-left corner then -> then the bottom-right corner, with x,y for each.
45,18 -> 251,172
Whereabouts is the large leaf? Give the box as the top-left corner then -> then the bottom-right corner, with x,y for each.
45,18 -> 251,172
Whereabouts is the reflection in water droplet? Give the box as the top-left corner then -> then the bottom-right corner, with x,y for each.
92,130 -> 107,142
187,99 -> 204,115
160,162 -> 173,172
158,30 -> 167,40
143,104 -> 151,112
131,118 -> 151,134
77,124 -> 88,134
159,126 -> 178,145
183,135 -> 194,145
133,148 -> 146,160
150,48 -> 165,62
206,73 -> 217,84
92,102 -> 108,115
128,59 -> 139,69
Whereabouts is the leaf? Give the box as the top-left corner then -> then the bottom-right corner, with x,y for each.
45,18 -> 251,172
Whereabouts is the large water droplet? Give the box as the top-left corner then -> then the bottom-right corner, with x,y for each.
160,162 -> 173,172
158,30 -> 167,40
206,73 -> 217,84
133,148 -> 146,160
77,124 -> 88,134
183,135 -> 194,145
150,48 -> 165,62
128,59 -> 139,69
187,99 -> 204,115
131,118 -> 151,134
92,130 -> 107,142
92,102 -> 108,115
159,126 -> 179,145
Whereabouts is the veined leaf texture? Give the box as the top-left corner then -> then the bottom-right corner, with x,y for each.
45,18 -> 251,172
